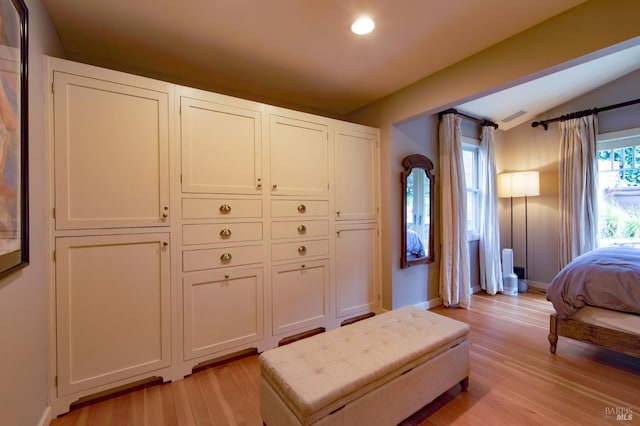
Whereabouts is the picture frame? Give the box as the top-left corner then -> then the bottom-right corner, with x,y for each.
0,0 -> 28,279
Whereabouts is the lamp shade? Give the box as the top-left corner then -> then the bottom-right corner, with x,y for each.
498,171 -> 539,198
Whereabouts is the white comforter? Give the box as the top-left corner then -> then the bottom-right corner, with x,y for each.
545,247 -> 640,319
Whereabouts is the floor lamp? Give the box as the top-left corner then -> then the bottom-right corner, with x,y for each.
498,171 -> 540,284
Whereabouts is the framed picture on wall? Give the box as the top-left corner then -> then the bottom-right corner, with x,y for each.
0,0 -> 28,279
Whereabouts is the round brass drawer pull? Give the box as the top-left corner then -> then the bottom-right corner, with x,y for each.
220,228 -> 232,238
219,204 -> 232,213
220,252 -> 232,262
297,225 -> 307,234
297,204 -> 306,213
297,246 -> 307,255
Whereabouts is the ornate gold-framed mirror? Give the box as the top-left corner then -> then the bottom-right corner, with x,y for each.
401,154 -> 435,268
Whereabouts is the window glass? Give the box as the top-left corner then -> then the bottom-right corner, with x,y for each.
463,142 -> 480,235
597,130 -> 640,247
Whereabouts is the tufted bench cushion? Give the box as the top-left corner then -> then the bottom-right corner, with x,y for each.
259,305 -> 470,425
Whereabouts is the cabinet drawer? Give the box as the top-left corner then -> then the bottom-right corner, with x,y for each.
271,200 -> 328,217
271,220 -> 329,239
182,198 -> 262,220
182,222 -> 262,246
271,239 -> 329,261
183,245 -> 263,271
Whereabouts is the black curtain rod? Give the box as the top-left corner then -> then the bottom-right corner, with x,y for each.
439,108 -> 498,129
531,98 -> 640,130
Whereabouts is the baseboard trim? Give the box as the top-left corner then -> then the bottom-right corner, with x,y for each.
37,406 -> 52,426
414,297 -> 443,310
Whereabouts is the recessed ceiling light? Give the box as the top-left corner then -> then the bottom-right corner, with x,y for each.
351,16 -> 375,35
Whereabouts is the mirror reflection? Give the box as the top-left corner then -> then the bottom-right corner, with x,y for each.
401,154 -> 435,267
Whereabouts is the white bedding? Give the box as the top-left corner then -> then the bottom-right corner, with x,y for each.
546,247 -> 640,319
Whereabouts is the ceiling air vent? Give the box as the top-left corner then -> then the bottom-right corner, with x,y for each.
501,110 -> 527,123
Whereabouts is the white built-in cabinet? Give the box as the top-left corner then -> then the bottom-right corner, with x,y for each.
182,267 -> 264,363
47,57 -> 380,416
55,233 -> 172,396
268,114 -> 329,197
53,71 -> 171,229
335,223 -> 380,318
180,97 -> 262,195
334,126 -> 379,221
272,259 -> 330,335
178,87 -> 267,375
49,60 -> 175,416
333,125 -> 380,319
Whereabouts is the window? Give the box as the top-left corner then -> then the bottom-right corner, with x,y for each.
597,128 -> 640,247
462,137 -> 480,237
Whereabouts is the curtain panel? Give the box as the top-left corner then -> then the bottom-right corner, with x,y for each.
479,125 -> 502,294
558,115 -> 599,268
438,114 -> 470,308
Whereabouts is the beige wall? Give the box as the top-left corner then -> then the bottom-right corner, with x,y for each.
348,0 -> 640,307
0,1 -> 64,425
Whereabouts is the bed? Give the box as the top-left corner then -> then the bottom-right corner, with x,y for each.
545,246 -> 640,358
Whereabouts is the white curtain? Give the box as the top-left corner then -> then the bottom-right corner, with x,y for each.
479,125 -> 502,294
559,115 -> 599,268
438,113 -> 470,308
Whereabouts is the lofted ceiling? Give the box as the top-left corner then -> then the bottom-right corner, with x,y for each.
457,41 -> 640,130
43,0 -> 640,127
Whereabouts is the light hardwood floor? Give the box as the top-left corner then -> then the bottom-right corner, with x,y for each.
50,293 -> 640,425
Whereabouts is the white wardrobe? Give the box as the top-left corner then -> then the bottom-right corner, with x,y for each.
47,57 -> 381,415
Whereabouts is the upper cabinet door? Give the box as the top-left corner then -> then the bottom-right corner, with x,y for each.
269,114 -> 329,197
181,97 -> 263,195
53,72 -> 171,230
334,126 -> 379,221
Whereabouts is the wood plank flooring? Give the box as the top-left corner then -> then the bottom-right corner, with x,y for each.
50,293 -> 640,425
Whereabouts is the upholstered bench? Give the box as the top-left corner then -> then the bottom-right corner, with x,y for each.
259,305 -> 470,425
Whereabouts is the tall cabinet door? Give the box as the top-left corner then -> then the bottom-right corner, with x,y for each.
334,126 -> 379,221
53,72 -> 170,230
180,96 -> 263,194
55,233 -> 171,396
269,114 -> 329,197
335,223 -> 380,318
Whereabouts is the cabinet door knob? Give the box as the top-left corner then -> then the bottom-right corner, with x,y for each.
297,246 -> 307,255
162,241 -> 169,247
219,204 -> 232,213
257,178 -> 262,189
297,225 -> 307,234
220,252 -> 232,262
297,204 -> 306,213
220,228 -> 232,238
272,184 -> 278,190
224,274 -> 230,279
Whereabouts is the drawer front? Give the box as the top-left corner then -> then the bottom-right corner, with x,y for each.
182,198 -> 262,220
183,245 -> 263,271
271,239 -> 329,261
182,222 -> 262,246
271,220 -> 329,240
270,200 -> 328,218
